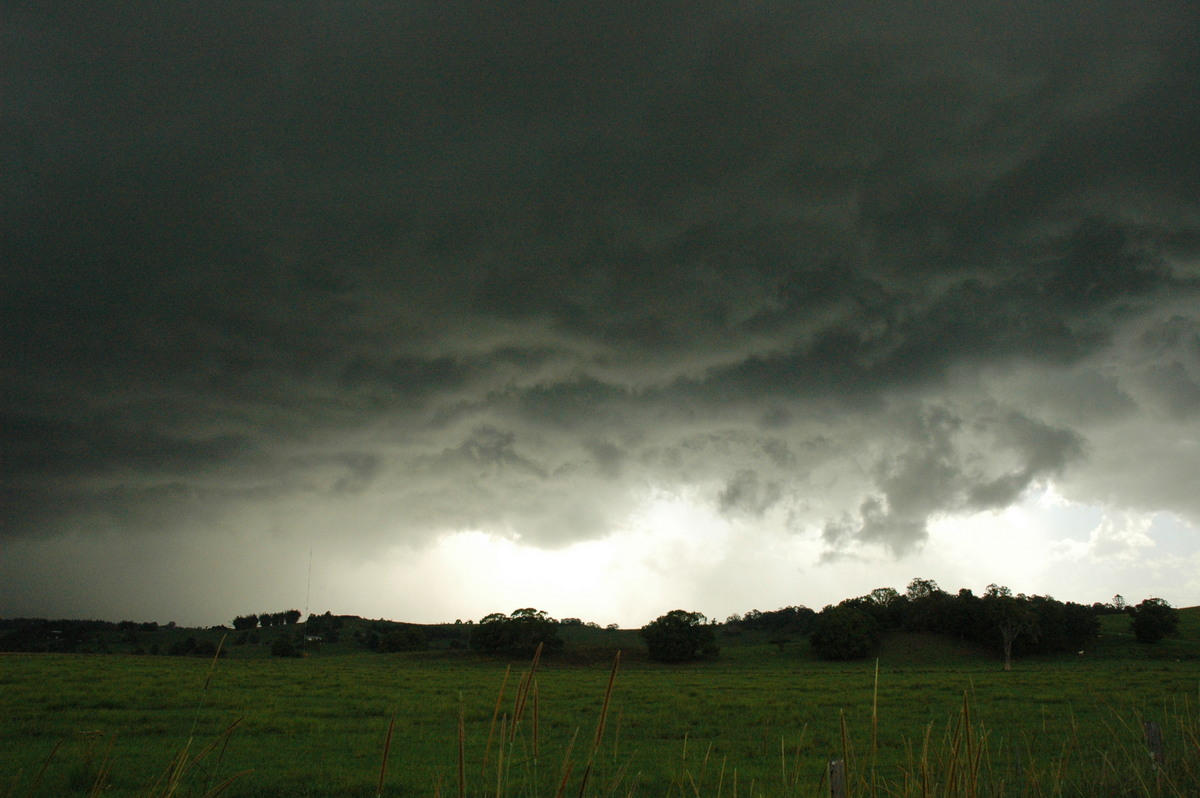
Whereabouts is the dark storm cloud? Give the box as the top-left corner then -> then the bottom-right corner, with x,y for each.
822,405 -> 1086,555
1133,315 -> 1200,418
718,469 -> 783,518
1,412 -> 251,476
449,426 -> 546,477
3,1 -> 1200,619
339,355 -> 471,399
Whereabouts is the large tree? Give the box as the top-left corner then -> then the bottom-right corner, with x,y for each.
641,610 -> 719,662
904,577 -> 950,632
1128,597 -> 1180,644
470,608 -> 564,657
810,604 -> 881,661
983,585 -> 1037,671
231,614 -> 258,631
863,586 -> 909,631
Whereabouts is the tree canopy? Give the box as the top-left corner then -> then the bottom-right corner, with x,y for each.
810,604 -> 882,660
794,580 -> 1101,666
641,610 -> 719,662
983,585 -> 1038,671
1128,597 -> 1180,644
469,608 -> 564,657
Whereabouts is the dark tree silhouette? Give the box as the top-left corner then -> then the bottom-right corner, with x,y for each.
983,585 -> 1036,671
271,634 -> 301,658
904,577 -> 950,632
378,626 -> 427,653
810,604 -> 881,661
1128,597 -> 1180,644
641,610 -> 719,662
470,609 -> 564,656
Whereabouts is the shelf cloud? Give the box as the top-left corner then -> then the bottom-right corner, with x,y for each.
3,1 -> 1199,625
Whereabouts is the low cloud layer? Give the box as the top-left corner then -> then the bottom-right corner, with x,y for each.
3,1 -> 1199,624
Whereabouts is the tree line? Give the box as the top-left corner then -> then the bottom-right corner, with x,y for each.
462,580 -> 1182,666
231,609 -> 302,630
800,580 -> 1101,665
749,579 -> 1179,664
0,582 -> 1180,662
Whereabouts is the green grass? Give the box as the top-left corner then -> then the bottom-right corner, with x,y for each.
2,611 -> 1199,796
1092,608 -> 1200,661
3,650 -> 1199,796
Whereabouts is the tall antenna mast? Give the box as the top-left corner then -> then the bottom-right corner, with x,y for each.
300,546 -> 314,653
304,546 -> 313,621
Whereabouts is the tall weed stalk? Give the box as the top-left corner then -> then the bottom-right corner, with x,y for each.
436,647 -> 629,798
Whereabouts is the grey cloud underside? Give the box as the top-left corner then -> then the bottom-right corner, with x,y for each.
822,406 -> 1086,556
3,1 -> 1200,557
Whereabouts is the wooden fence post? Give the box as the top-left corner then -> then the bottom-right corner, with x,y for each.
1143,721 -> 1164,765
1144,720 -> 1165,793
828,758 -> 846,798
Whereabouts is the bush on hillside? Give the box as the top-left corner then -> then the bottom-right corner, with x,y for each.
271,635 -> 302,658
378,626 -> 427,653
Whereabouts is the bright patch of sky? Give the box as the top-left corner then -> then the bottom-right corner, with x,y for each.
313,481 -> 1198,628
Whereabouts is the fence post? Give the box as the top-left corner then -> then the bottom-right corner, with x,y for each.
828,758 -> 846,798
1143,721 -> 1164,765
1144,720 -> 1165,793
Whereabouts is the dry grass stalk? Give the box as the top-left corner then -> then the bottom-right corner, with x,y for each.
376,708 -> 397,798
85,734 -> 117,797
838,709 -> 852,796
552,730 -> 579,798
457,697 -> 467,798
144,717 -> 248,798
201,635 -> 226,693
870,658 -> 879,796
482,664 -> 512,778
576,651 -> 621,797
17,737 -> 65,797
510,643 -> 544,744
187,635 -> 227,743
533,681 -> 541,763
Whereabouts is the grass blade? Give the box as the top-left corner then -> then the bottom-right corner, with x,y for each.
377,708 -> 397,798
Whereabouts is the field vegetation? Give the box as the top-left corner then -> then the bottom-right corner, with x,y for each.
2,596 -> 1198,796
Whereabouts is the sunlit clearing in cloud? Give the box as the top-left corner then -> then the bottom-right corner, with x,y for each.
326,532 -> 619,625
622,487 -> 734,575
926,503 -> 1057,594
920,482 -> 1200,606
323,482 -> 1200,628
330,488 -> 793,628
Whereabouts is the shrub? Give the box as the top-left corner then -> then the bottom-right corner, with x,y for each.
271,635 -> 301,658
378,626 -> 426,653
167,637 -> 197,656
193,639 -> 218,658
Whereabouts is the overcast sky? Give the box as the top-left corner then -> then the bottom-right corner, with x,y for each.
3,2 -> 1199,628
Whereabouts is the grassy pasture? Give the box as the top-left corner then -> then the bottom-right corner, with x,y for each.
2,613 -> 1198,796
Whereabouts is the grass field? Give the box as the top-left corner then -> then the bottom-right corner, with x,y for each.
2,612 -> 1198,797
